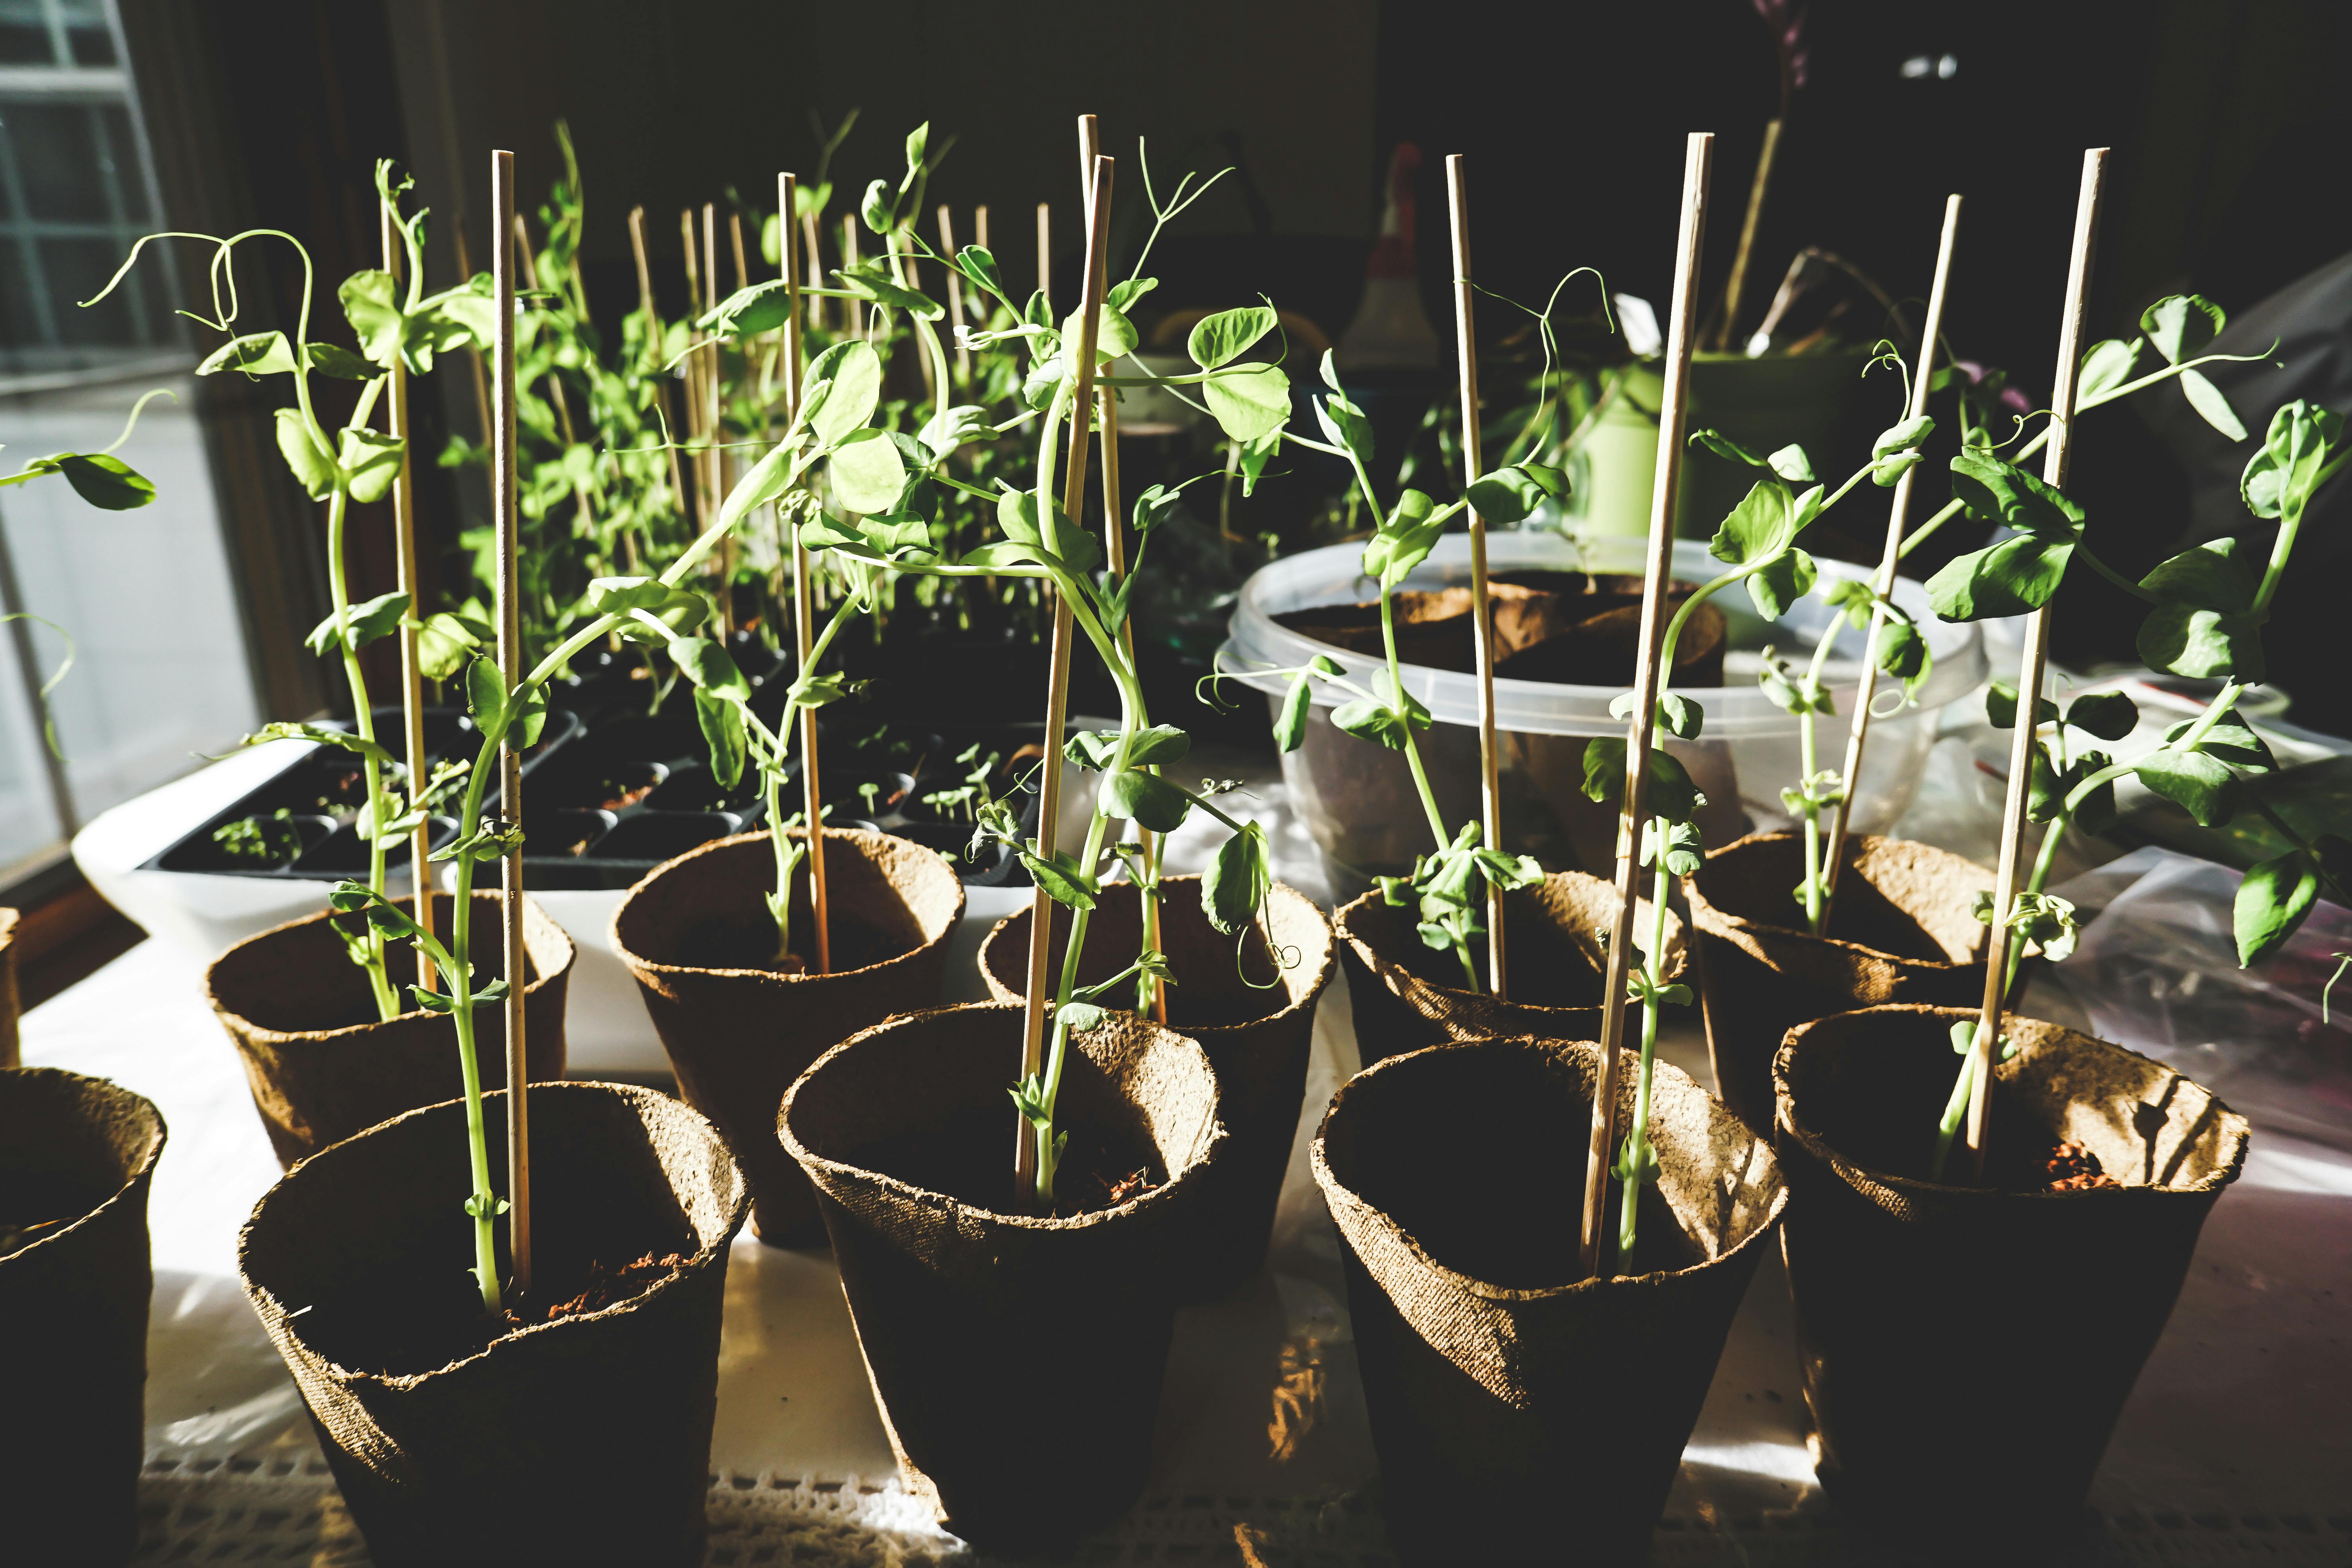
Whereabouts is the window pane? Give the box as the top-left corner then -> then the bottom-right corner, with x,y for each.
7,103 -> 113,224
41,236 -> 141,345
0,0 -> 51,65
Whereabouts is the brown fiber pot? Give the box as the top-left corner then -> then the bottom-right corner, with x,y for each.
780,1002 -> 1224,1548
1688,831 -> 1991,1132
1773,1005 -> 2248,1536
976,875 -> 1333,1298
1336,871 -> 1685,1067
0,1068 -> 166,1566
1314,1037 -> 1784,1564
0,907 -> 19,1068
205,891 -> 573,1167
612,828 -> 963,1243
240,1082 -> 748,1568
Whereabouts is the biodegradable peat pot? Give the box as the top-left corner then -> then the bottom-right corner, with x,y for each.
977,875 -> 1334,1297
1336,871 -> 1685,1067
612,828 -> 962,1243
1314,1037 -> 1785,1564
1774,1005 -> 2249,1537
0,906 -> 19,1068
0,1068 -> 166,1566
240,1082 -> 749,1568
1688,831 -> 1991,1132
205,891 -> 573,1167
780,1002 -> 1224,1548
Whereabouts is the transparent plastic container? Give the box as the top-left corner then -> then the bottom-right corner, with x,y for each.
1220,532 -> 1987,897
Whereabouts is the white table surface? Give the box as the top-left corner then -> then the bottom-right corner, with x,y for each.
23,738 -> 2352,1565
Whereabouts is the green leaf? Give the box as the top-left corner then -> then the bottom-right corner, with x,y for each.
339,426 -> 404,504
1875,619 -> 1930,695
305,590 -> 410,657
1708,479 -> 1801,568
836,260 -> 942,321
2176,368 -> 2245,442
1608,689 -> 1704,740
1691,429 -> 1769,468
1102,768 -> 1191,831
1642,817 -> 1706,877
2064,690 -> 2139,741
802,340 -> 885,449
2140,295 -> 2225,365
955,245 -> 1003,302
1767,443 -> 1817,484
1926,535 -> 2073,621
2165,719 -> 2275,771
1646,747 -> 1704,824
1021,848 -> 1097,910
1126,724 -> 1191,766
245,722 -> 393,769
1188,307 -> 1278,370
196,331 -> 297,377
1363,488 -> 1442,587
466,659 -> 509,745
670,635 -> 750,699
2234,850 -> 2317,967
1747,546 -> 1817,621
1872,416 -> 1934,461
2139,536 -> 2257,613
2137,603 -> 2264,681
917,403 -> 995,461
1060,300 -> 1138,367
1985,679 -> 2060,730
701,277 -> 797,338
1949,452 -> 2083,542
829,426 -> 908,513
1201,363 -> 1290,445
693,687 -> 746,789
1466,463 -> 1565,524
339,269 -> 405,369
1314,390 -> 1374,464
1275,668 -> 1320,751
1062,730 -> 1121,771
418,274 -> 497,355
1057,1001 -> 1109,1034
305,341 -> 376,381
1581,737 -> 1625,803
1132,481 -> 1185,535
2136,749 -> 2238,827
2078,337 -> 2141,401
273,408 -> 339,499
1203,822 -> 1272,934
414,612 -> 486,681
50,453 -> 154,510
2241,399 -> 2344,523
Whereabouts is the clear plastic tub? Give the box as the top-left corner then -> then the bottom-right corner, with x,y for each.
1220,532 -> 1987,896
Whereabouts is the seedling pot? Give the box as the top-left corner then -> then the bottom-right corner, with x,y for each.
977,876 -> 1333,1297
238,1082 -> 748,1568
612,828 -> 963,1242
1773,1005 -> 2249,1536
0,1068 -> 166,1566
204,891 -> 574,1167
779,1002 -> 1224,1548
1334,871 -> 1684,1066
1688,831 -> 1990,1131
1312,1037 -> 1785,1564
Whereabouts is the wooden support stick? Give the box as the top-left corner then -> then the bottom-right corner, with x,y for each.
382,195 -> 435,993
491,149 -> 532,1297
800,207 -> 824,333
1036,201 -> 1050,297
842,217 -> 864,336
1580,132 -> 1712,1281
729,210 -> 750,294
1964,149 -> 2107,1181
629,206 -> 691,539
452,216 -> 494,456
703,203 -> 733,634
937,203 -> 971,383
1820,196 -> 1963,919
1445,154 -> 1507,997
1016,137 -> 1115,1192
1095,321 -> 1164,1025
781,172 -> 830,976
1712,118 -> 1781,353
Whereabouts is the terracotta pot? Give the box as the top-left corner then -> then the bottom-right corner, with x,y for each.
612,828 -> 963,1243
0,907 -> 18,1069
1773,1005 -> 2249,1535
205,891 -> 573,1168
239,1082 -> 748,1568
977,875 -> 1333,1297
1688,831 -> 1991,1131
779,1002 -> 1223,1548
0,1067 -> 167,1566
1314,1036 -> 1785,1564
1336,871 -> 1685,1066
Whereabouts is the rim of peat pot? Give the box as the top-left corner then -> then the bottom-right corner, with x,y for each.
778,1001 -> 1224,1548
203,890 -> 575,1168
1335,871 -> 1684,1066
0,1067 -> 168,1567
610,827 -> 964,1244
238,1081 -> 748,1568
1312,1036 -> 1785,1564
1688,831 -> 1990,1131
1772,1004 -> 2249,1537
0,906 -> 19,1069
976,875 -> 1334,1298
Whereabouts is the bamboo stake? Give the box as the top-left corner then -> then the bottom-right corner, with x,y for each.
937,204 -> 970,383
1819,196 -> 1963,920
729,211 -> 750,293
1445,154 -> 1507,997
1580,132 -> 1712,1281
800,205 -> 824,333
1711,118 -> 1781,353
628,206 -> 691,542
704,203 -> 734,634
1016,137 -> 1115,1194
1964,149 -> 2107,1181
842,217 -> 864,336
383,196 -> 434,993
975,203 -> 991,257
490,149 -> 532,1297
782,172 -> 831,976
1036,201 -> 1050,297
452,216 -> 494,457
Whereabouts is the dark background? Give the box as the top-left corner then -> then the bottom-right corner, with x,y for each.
109,0 -> 2352,731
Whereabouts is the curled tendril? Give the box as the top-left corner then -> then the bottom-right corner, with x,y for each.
1234,924 -> 1302,991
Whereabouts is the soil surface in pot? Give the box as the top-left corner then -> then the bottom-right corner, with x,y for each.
849,1101 -> 1161,1219
0,1169 -> 105,1258
1009,896 -> 1291,1031
252,924 -> 543,1035
673,909 -> 916,976
1715,879 -> 1959,964
1346,893 -> 1614,1007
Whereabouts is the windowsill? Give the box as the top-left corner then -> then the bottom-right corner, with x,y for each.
0,352 -> 198,400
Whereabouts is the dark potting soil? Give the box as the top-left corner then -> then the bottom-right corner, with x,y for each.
0,1169 -> 105,1259
528,1251 -> 690,1322
676,911 -> 916,976
299,931 -> 541,1033
848,1101 -> 1162,1220
1980,1135 -> 2121,1194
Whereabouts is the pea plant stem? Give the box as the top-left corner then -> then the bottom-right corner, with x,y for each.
383,190 -> 436,997
782,170 -> 830,977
